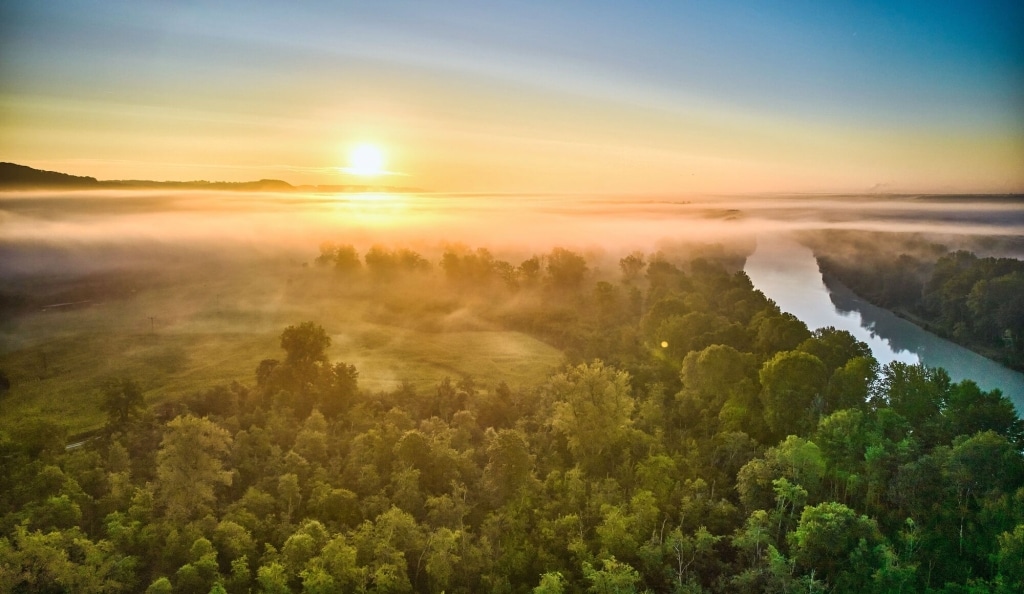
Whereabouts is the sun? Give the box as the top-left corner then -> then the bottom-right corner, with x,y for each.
342,143 -> 387,176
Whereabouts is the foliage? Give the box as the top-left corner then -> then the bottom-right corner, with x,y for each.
154,415 -> 233,523
1,243 -> 1022,593
100,377 -> 145,432
811,231 -> 1024,369
549,361 -> 635,474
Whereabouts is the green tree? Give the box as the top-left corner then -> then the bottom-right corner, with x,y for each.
635,454 -> 678,510
677,344 -> 757,434
10,417 -> 68,460
212,520 -> 256,568
483,428 -> 535,504
225,556 -> 251,593
549,361 -> 635,474
101,377 -> 145,431
316,362 -> 358,418
596,490 -> 659,562
656,312 -> 734,361
877,362 -> 949,438
279,322 -> 331,397
582,556 -> 642,594
293,410 -> 329,465
732,509 -> 774,571
316,534 -> 363,590
825,356 -> 876,412
300,563 -> 336,593
534,571 -> 566,594
619,251 -> 646,283
752,312 -> 811,355
0,525 -> 134,593
146,577 -> 173,594
942,431 -> 1024,567
679,345 -> 756,404
796,327 -> 873,374
256,561 -> 290,594
321,243 -> 362,272
789,501 -> 885,590
174,537 -> 221,594
996,524 -> 1024,592
278,473 -> 302,523
736,435 -> 826,514
546,248 -> 588,290
814,409 -> 869,503
665,525 -> 721,590
282,520 -> 329,577
423,527 -> 463,592
968,272 -> 1024,357
155,415 -> 233,523
758,351 -> 828,440
352,507 -> 425,594
941,380 -> 1024,446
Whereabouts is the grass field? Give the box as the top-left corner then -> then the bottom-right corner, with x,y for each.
0,264 -> 565,436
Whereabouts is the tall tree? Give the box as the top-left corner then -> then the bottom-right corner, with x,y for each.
546,248 -> 588,290
789,501 -> 885,591
279,322 -> 331,391
877,362 -> 949,443
154,415 -> 233,523
549,361 -> 635,475
619,251 -> 646,283
759,351 -> 828,441
100,377 -> 144,431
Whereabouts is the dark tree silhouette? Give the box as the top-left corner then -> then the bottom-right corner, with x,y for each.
100,377 -> 144,430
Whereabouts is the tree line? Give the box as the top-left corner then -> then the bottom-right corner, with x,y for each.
807,230 -> 1024,370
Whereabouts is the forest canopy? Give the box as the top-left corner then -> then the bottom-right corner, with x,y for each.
804,230 -> 1024,371
1,242 -> 1023,593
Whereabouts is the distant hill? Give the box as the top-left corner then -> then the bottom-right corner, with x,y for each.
0,162 -> 100,188
100,178 -> 297,192
0,162 -> 420,192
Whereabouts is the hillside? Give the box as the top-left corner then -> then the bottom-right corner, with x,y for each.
0,162 -> 100,188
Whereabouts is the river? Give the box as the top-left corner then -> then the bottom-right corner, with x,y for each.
744,234 -> 1024,412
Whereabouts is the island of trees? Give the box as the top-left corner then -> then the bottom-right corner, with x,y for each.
2,242 -> 1024,593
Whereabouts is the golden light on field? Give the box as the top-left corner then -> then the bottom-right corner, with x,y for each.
341,144 -> 387,176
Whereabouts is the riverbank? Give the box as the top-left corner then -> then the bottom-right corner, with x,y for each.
745,234 -> 1024,412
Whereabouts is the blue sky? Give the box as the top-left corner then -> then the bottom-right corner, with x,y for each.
2,0 -> 1022,192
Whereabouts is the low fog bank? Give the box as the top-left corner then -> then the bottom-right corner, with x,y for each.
2,190 -> 1022,283
3,188 -> 1023,438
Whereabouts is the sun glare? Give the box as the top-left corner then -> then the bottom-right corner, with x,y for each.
342,144 -> 387,176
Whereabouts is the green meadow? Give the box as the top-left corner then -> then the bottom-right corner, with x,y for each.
0,263 -> 564,436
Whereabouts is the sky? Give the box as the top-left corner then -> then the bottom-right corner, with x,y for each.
1,0 -> 1022,194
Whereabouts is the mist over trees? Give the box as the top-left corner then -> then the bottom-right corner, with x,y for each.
1,241 -> 1023,593
807,230 -> 1024,371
